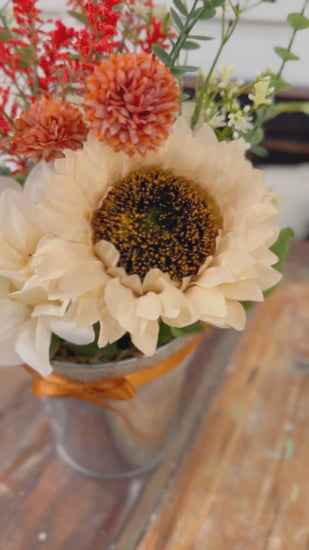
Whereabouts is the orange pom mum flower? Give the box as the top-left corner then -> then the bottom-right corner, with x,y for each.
12,97 -> 88,163
84,52 -> 180,157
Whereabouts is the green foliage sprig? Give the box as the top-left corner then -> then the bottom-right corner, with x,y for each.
152,0 -> 309,151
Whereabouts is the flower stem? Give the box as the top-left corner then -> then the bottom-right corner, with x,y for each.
248,0 -> 309,146
191,6 -> 240,129
169,0 -> 200,65
277,0 -> 308,80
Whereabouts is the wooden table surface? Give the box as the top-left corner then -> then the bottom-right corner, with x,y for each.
0,242 -> 308,550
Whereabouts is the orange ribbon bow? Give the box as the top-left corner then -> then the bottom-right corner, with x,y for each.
27,334 -> 202,411
32,373 -> 135,412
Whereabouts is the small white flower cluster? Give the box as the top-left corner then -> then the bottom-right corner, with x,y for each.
249,77 -> 275,108
200,65 -> 275,143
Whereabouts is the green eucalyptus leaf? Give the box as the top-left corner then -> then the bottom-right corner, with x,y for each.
68,10 -> 89,24
171,65 -> 199,75
170,7 -> 184,31
152,45 -> 171,66
261,109 -> 280,123
190,34 -> 213,41
242,228 -> 294,309
287,13 -> 309,31
182,40 -> 200,50
274,46 -> 299,61
195,6 -> 216,20
249,127 -> 264,146
268,73 -> 291,92
271,101 -> 309,115
180,93 -> 191,101
173,0 -> 188,16
158,322 -> 174,346
269,227 -> 294,274
170,321 -> 204,338
0,165 -> 11,177
210,0 -> 225,6
49,334 -> 60,360
250,144 -> 268,157
99,342 -> 118,360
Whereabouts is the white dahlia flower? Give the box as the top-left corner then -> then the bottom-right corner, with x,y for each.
32,118 -> 281,356
0,164 -> 94,375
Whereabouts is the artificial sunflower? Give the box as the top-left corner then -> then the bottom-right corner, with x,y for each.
32,117 -> 281,356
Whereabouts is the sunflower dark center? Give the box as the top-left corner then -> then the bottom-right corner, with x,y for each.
91,168 -> 221,282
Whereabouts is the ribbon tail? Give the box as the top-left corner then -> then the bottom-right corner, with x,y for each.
75,393 -> 122,414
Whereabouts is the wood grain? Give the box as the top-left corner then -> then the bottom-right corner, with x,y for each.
137,276 -> 309,550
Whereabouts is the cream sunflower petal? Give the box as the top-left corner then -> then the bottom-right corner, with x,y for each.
54,149 -> 77,180
0,277 -> 10,298
131,319 -> 159,356
75,152 -> 110,208
121,274 -> 143,294
219,279 -> 264,301
11,286 -> 47,307
24,160 -> 54,204
186,286 -> 227,318
105,278 -> 136,330
0,298 -> 29,367
196,266 -> 234,288
0,235 -> 24,271
75,288 -> 102,327
251,246 -> 279,266
98,308 -> 126,347
199,313 -> 227,328
0,189 -> 42,254
244,224 -> 279,251
0,176 -> 21,193
142,269 -> 167,293
94,240 -> 120,268
225,300 -> 246,330
32,300 -> 69,318
52,263 -> 108,299
47,317 -> 95,345
38,176 -> 90,241
254,264 -> 282,291
0,270 -> 25,290
136,292 -> 161,320
194,123 -> 218,146
244,202 -> 279,225
33,238 -> 107,297
162,305 -> 198,328
159,280 -> 189,319
15,317 -> 52,375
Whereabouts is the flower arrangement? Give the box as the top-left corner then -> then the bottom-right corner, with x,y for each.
0,0 -> 305,377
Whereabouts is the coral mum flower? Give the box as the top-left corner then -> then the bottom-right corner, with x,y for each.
32,119 -> 282,356
12,97 -> 88,163
84,52 -> 180,157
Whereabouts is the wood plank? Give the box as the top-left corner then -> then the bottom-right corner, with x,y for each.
137,279 -> 309,550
